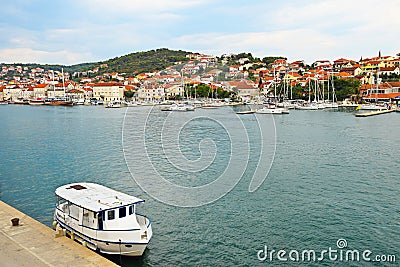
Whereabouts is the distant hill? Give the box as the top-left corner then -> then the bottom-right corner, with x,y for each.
18,62 -> 98,73
1,48 -> 192,75
100,48 -> 191,74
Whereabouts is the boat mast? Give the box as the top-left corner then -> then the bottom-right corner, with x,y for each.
181,69 -> 187,100
274,68 -> 277,104
327,71 -> 330,102
62,68 -> 66,98
375,70 -> 379,103
194,83 -> 197,101
322,73 -> 325,103
290,70 -> 293,100
332,72 -> 336,103
314,78 -> 317,102
52,70 -> 55,98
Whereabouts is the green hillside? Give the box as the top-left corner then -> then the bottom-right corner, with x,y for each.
0,48 -> 192,76
100,48 -> 191,74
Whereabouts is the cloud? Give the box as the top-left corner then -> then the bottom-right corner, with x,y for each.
266,0 -> 400,30
0,48 -> 95,65
0,0 -> 399,65
77,0 -> 211,14
169,30 -> 337,61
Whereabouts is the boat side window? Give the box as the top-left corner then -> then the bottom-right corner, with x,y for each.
83,209 -> 92,227
69,203 -> 80,220
119,207 -> 126,218
107,210 -> 115,220
58,198 -> 69,213
128,205 -> 135,215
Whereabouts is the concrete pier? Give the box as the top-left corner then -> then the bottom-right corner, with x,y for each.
0,200 -> 118,267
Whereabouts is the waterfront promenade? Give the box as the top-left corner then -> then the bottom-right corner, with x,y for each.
0,200 -> 117,267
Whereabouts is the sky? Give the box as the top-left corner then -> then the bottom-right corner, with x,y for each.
0,0 -> 399,65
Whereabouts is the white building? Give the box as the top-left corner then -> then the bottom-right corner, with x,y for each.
138,84 -> 165,102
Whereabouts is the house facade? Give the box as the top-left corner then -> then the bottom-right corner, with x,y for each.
226,80 -> 259,99
90,82 -> 124,103
137,84 -> 165,102
33,84 -> 51,98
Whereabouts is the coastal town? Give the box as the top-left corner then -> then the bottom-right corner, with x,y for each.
1,50 -> 400,109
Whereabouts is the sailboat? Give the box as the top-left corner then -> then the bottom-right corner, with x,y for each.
257,69 -> 289,114
49,69 -> 74,106
324,71 -> 338,108
360,70 -> 386,110
297,77 -> 318,110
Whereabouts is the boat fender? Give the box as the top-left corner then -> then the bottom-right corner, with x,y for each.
82,241 -> 87,248
52,221 -> 57,230
71,232 -> 75,241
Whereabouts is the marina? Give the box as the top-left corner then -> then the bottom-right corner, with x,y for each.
2,0 -> 400,265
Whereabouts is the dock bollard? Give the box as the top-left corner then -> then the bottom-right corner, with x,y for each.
11,218 -> 19,226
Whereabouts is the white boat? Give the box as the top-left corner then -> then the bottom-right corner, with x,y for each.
53,183 -> 152,256
14,98 -> 29,105
74,98 -> 85,105
359,103 -> 386,110
324,102 -> 339,109
316,103 -> 326,109
255,107 -> 282,114
185,105 -> 195,111
106,102 -> 122,108
236,110 -> 255,114
279,108 -> 290,114
28,98 -> 45,105
339,99 -> 359,108
277,101 -> 295,109
201,101 -> 224,109
161,104 -> 189,111
125,101 -> 140,107
296,103 -> 319,110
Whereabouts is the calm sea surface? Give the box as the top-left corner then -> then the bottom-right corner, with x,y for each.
0,105 -> 399,266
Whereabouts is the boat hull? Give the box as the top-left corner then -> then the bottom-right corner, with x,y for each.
54,217 -> 151,257
255,108 -> 282,114
29,100 -> 45,105
296,105 -> 319,110
236,110 -> 255,114
49,100 -> 74,106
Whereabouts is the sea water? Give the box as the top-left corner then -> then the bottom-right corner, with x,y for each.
0,105 -> 399,266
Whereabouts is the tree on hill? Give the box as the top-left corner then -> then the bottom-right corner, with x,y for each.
101,48 -> 190,75
333,77 -> 361,101
186,83 -> 230,99
262,56 -> 287,66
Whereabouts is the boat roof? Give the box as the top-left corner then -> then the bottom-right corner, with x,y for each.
55,183 -> 144,212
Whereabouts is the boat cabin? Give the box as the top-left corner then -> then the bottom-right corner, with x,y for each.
53,183 -> 152,256
55,183 -> 145,231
